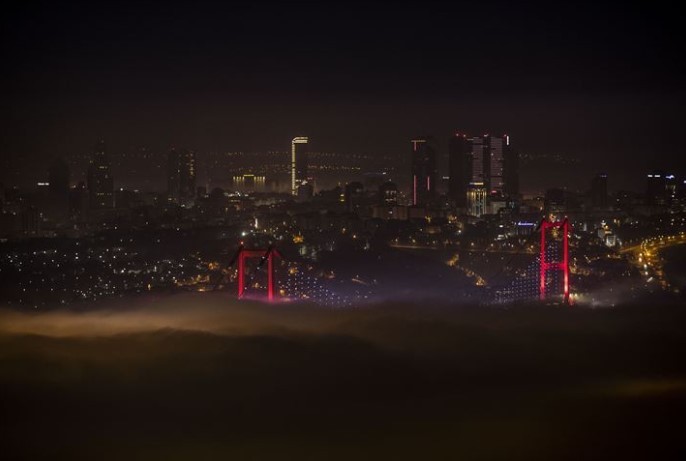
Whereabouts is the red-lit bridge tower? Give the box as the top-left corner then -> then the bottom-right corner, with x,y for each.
539,218 -> 571,304
230,245 -> 282,302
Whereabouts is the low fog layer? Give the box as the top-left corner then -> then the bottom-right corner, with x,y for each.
1,294 -> 685,460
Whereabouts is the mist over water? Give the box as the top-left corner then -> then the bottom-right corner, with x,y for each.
1,294 -> 685,460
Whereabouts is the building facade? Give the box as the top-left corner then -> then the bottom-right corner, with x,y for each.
291,137 -> 309,195
167,148 -> 196,205
449,133 -> 518,210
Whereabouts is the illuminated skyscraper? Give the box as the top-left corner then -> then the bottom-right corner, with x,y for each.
167,148 -> 196,205
467,183 -> 488,217
291,137 -> 309,195
411,137 -> 437,206
486,135 -> 504,195
87,140 -> 114,210
449,133 -> 518,206
448,133 -> 471,207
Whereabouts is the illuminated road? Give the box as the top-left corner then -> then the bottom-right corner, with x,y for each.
620,232 -> 686,290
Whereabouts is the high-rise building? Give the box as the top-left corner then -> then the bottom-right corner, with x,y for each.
411,137 -> 437,206
486,135 -> 504,195
167,148 -> 196,205
291,137 -> 309,195
449,133 -> 518,206
448,134 -> 471,207
87,140 -> 114,210
471,136 -> 486,185
467,183 -> 488,217
591,173 -> 608,209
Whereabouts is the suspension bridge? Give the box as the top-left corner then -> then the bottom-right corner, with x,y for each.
219,218 -> 572,306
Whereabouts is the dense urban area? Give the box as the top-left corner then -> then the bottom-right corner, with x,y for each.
1,136 -> 684,308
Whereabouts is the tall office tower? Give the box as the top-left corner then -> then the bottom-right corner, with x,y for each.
167,148 -> 197,205
411,137 -> 438,206
449,133 -> 518,204
87,140 -> 114,210
591,173 -> 609,208
486,134 -> 504,195
448,133 -> 472,207
470,136 -> 486,185
291,137 -> 309,195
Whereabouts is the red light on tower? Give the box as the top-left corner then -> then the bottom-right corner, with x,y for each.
235,246 -> 282,302
539,218 -> 571,304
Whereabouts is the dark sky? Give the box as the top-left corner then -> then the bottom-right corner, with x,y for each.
2,1 -> 685,190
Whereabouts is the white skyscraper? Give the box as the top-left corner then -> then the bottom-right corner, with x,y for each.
291,136 -> 309,195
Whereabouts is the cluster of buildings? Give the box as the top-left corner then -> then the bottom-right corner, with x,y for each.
1,133 -> 685,307
1,134 -> 685,244
409,133 -> 519,217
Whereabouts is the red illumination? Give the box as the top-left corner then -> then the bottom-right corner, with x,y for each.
236,246 -> 282,302
539,218 -> 571,305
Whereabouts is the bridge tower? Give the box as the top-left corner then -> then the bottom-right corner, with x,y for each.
232,245 -> 281,301
539,218 -> 571,304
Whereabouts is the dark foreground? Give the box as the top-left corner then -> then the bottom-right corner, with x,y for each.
1,295 -> 685,460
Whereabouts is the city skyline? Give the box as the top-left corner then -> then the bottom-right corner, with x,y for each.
2,2 -> 685,192
2,2 -> 686,459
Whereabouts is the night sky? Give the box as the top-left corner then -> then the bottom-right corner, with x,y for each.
2,1 -> 685,190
